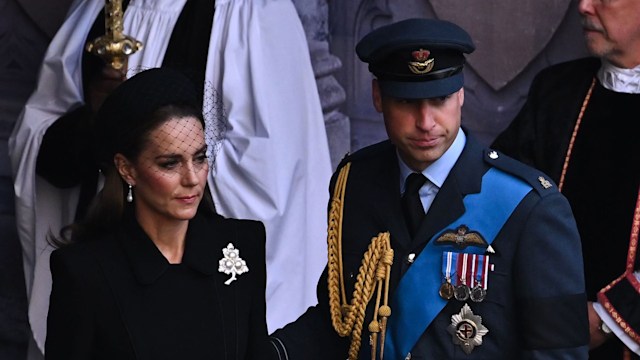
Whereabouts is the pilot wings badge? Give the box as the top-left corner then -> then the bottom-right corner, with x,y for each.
435,225 -> 487,250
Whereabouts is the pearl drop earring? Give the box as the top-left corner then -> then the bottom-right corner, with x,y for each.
127,184 -> 133,203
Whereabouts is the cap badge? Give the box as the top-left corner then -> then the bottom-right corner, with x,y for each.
408,48 -> 435,74
435,225 -> 488,249
448,303 -> 489,354
218,243 -> 249,285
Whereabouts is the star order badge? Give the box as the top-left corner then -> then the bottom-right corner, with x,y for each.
218,243 -> 249,285
447,303 -> 488,354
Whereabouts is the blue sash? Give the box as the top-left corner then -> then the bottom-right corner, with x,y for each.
384,168 -> 532,359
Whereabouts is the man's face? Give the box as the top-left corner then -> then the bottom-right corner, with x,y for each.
373,80 -> 463,172
579,0 -> 640,67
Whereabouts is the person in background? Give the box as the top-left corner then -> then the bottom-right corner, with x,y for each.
9,1 -> 330,357
45,67 -> 277,360
269,18 -> 589,359
492,0 -> 640,358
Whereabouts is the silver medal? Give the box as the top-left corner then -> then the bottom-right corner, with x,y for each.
470,284 -> 486,302
453,284 -> 470,301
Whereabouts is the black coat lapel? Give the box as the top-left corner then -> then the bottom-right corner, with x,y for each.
368,142 -> 414,251
198,214 -> 238,360
93,229 -> 142,359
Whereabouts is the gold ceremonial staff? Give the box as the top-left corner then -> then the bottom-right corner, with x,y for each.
86,0 -> 143,70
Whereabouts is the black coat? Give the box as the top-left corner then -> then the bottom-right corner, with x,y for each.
45,211 -> 273,360
273,134 -> 589,359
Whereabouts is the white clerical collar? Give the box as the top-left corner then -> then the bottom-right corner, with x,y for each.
597,60 -> 640,94
398,128 -> 466,191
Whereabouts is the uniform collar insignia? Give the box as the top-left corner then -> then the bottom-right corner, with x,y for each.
448,303 -> 489,354
538,176 -> 552,189
435,225 -> 488,250
218,243 -> 249,285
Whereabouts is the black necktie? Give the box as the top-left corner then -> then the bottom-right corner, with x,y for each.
402,173 -> 427,237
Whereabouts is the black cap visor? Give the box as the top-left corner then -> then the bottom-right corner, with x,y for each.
378,72 -> 464,99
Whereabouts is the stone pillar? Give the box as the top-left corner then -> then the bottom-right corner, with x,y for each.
292,0 -> 350,170
329,0 -> 393,151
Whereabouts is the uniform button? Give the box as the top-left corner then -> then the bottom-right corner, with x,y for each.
405,352 -> 412,360
407,253 -> 416,264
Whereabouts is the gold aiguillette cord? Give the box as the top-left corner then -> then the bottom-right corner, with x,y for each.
327,162 -> 394,360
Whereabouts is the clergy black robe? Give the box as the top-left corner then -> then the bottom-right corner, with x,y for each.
493,57 -> 640,359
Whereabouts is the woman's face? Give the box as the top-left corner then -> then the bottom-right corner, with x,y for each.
122,116 -> 209,224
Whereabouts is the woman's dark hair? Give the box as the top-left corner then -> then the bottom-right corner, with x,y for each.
53,68 -> 215,246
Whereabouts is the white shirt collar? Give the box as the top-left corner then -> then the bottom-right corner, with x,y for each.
597,60 -> 640,94
399,128 -> 466,191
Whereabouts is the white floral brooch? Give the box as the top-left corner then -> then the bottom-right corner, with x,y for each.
218,243 -> 249,285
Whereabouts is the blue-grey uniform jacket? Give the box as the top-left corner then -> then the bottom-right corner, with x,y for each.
271,134 -> 589,359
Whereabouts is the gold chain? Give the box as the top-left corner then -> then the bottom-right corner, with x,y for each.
558,77 -> 596,191
625,189 -> 640,272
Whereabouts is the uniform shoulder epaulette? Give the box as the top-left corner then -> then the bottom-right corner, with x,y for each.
335,140 -> 394,171
483,149 -> 558,197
